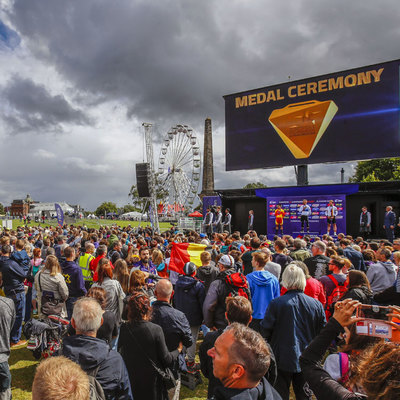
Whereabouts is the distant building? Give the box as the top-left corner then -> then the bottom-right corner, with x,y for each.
9,195 -> 76,218
9,199 -> 29,217
29,202 -> 74,217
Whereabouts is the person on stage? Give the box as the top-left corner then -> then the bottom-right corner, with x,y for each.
213,206 -> 223,233
359,206 -> 371,238
248,210 -> 254,231
325,200 -> 338,236
383,205 -> 396,243
223,208 -> 232,234
203,207 -> 213,236
274,204 -> 285,236
298,199 -> 311,233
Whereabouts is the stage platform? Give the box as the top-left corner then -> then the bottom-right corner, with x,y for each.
267,232 -> 338,241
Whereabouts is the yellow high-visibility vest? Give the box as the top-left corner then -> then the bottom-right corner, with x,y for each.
78,253 -> 94,282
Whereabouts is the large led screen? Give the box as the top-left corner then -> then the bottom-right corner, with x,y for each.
224,59 -> 400,170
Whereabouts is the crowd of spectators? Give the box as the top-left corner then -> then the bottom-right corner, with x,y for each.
0,223 -> 400,399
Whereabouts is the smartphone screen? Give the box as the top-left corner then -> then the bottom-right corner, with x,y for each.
356,304 -> 391,321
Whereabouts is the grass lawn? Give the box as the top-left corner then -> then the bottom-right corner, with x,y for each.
11,218 -> 174,232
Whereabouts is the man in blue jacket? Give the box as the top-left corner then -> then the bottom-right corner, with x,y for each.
261,264 -> 325,400
174,262 -> 206,372
0,244 -> 28,346
383,205 -> 396,243
62,297 -> 132,400
61,246 -> 87,320
340,239 -> 366,272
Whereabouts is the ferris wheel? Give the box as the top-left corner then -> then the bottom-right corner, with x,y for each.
157,124 -> 201,214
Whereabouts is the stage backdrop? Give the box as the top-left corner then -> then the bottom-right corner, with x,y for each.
267,195 -> 346,237
224,59 -> 400,170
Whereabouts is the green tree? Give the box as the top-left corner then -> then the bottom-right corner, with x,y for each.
349,158 -> 400,182
243,182 -> 267,189
121,204 -> 137,214
0,203 -> 4,214
95,202 -> 118,217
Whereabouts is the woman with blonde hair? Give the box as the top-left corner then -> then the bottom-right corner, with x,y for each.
152,248 -> 168,278
34,255 -> 68,317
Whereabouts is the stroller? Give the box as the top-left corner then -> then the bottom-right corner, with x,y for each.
23,315 -> 70,359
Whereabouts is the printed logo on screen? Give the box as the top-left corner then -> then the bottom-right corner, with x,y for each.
268,100 -> 338,158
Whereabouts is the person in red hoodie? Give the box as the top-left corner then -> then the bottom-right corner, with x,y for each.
281,261 -> 326,307
90,245 -> 114,282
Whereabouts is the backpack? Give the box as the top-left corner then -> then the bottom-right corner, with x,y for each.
87,366 -> 106,400
326,275 -> 348,319
229,242 -> 244,253
224,272 -> 251,301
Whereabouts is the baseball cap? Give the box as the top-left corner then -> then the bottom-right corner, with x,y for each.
218,255 -> 235,268
183,262 -> 197,276
199,233 -> 206,238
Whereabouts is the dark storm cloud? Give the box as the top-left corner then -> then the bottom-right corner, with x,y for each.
1,76 -> 91,133
8,0 -> 400,134
3,0 -> 400,208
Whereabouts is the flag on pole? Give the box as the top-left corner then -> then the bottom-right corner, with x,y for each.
54,203 -> 64,226
169,243 -> 207,274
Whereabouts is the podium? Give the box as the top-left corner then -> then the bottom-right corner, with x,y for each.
292,231 -> 321,238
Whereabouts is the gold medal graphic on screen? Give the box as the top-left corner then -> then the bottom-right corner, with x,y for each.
268,100 -> 338,158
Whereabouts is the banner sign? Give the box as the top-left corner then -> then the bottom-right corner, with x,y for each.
224,59 -> 400,170
267,195 -> 346,237
54,203 -> 64,226
202,195 -> 222,216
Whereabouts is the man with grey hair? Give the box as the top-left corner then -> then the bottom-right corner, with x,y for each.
207,323 -> 281,399
261,265 -> 325,400
62,298 -> 133,399
261,247 -> 281,280
304,240 -> 330,280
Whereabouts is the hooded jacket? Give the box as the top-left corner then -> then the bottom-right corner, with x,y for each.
196,264 -> 219,293
0,255 -> 28,294
203,269 -> 235,329
174,275 -> 206,326
209,377 -> 282,400
61,260 -> 87,298
367,260 -> 396,293
62,334 -> 132,400
246,271 -> 280,319
343,247 -> 366,272
10,249 -> 31,271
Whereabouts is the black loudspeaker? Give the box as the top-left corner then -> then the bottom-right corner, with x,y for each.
136,163 -> 151,197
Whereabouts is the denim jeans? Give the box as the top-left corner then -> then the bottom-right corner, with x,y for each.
25,286 -> 32,322
110,326 -> 120,351
66,297 -> 78,320
8,290 -> 25,343
0,362 -> 11,400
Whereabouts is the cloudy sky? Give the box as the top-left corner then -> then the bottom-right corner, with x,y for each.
1,0 -> 399,211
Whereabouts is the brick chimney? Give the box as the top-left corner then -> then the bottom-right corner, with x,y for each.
200,117 -> 215,197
